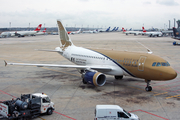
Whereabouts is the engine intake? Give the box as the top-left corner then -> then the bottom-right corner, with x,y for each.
83,72 -> 106,86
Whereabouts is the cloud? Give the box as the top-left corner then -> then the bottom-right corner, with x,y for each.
156,0 -> 179,6
143,1 -> 151,4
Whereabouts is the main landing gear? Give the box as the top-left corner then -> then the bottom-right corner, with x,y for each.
114,76 -> 123,80
145,79 -> 152,92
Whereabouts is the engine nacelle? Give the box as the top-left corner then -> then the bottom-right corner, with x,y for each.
83,72 -> 106,86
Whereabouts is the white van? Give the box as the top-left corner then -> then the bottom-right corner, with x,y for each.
94,105 -> 139,120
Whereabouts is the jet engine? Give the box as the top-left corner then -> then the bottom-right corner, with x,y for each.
83,71 -> 106,86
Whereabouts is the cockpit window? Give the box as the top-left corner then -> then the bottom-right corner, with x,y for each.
161,62 -> 170,66
152,62 -> 170,67
156,62 -> 161,66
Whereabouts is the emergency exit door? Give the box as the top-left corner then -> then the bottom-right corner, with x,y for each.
138,56 -> 147,71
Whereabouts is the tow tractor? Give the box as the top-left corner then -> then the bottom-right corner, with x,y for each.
0,93 -> 54,119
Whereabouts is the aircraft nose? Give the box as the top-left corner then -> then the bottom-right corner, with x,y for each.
165,69 -> 177,80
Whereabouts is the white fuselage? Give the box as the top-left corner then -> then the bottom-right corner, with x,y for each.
60,45 -> 125,76
143,31 -> 162,36
0,31 -> 15,37
16,31 -> 37,36
124,31 -> 142,35
36,31 -> 45,35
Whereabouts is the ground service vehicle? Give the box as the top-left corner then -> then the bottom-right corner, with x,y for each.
94,105 -> 139,120
0,93 -> 54,119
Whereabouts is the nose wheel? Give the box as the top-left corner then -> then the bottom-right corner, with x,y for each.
145,80 -> 152,92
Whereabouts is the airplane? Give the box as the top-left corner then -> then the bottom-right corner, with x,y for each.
4,20 -> 177,92
115,27 -> 119,31
98,27 -> 111,32
0,31 -> 16,38
172,27 -> 180,40
0,24 -> 42,38
14,24 -> 42,37
36,28 -> 47,35
122,28 -> 142,35
82,29 -> 97,33
142,27 -> 163,37
110,27 -> 116,32
67,29 -> 81,34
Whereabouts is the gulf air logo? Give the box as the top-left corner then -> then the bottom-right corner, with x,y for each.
176,32 -> 179,35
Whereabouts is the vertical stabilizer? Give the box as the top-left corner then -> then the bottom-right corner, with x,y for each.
142,27 -> 146,32
57,20 -> 73,50
34,24 -> 42,31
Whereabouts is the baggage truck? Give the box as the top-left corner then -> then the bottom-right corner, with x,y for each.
0,93 -> 54,119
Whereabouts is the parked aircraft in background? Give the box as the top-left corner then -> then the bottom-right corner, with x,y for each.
142,27 -> 162,37
5,20 -> 177,92
82,29 -> 97,33
115,27 -> 119,31
14,24 -> 42,37
99,27 -> 111,32
172,27 -> 180,40
110,27 -> 116,32
36,28 -> 47,35
122,28 -> 142,35
161,30 -> 173,36
0,31 -> 15,37
67,29 -> 81,34
0,24 -> 42,38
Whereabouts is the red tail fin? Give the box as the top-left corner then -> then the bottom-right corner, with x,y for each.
142,27 -> 146,32
43,28 -> 46,33
34,24 -> 42,31
122,27 -> 126,32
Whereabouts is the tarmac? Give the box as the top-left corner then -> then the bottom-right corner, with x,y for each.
0,32 -> 180,120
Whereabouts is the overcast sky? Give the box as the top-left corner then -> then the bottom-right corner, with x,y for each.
0,0 -> 180,29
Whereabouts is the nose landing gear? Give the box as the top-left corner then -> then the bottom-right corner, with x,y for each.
145,80 -> 152,92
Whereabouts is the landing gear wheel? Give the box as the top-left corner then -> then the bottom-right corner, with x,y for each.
114,76 -> 123,80
145,79 -> 152,92
47,108 -> 53,115
145,86 -> 152,92
82,79 -> 87,84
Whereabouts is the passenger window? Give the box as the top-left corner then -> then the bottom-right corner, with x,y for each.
152,62 -> 156,66
156,62 -> 161,66
117,112 -> 129,118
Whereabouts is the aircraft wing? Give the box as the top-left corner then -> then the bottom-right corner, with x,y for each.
4,61 -> 112,71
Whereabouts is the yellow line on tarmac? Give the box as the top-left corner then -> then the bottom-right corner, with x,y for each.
166,94 -> 180,99
154,92 -> 168,96
42,67 -> 80,77
38,117 -> 46,120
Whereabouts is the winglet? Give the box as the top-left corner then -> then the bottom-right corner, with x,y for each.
4,60 -> 7,66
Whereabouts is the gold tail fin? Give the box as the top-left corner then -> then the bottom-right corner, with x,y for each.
57,20 -> 73,50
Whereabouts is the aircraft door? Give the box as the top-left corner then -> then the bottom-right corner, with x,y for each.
138,56 -> 147,71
